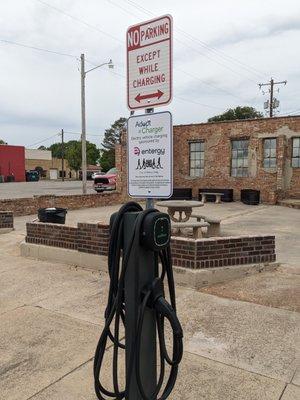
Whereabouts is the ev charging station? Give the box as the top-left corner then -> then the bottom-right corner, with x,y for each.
94,14 -> 183,400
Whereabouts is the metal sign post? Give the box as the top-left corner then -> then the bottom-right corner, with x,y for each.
124,13 -> 174,399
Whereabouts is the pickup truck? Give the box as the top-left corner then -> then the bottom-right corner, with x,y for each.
93,167 -> 117,193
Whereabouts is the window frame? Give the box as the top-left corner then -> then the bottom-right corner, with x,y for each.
263,137 -> 277,169
292,137 -> 300,168
230,138 -> 249,177
189,140 -> 205,178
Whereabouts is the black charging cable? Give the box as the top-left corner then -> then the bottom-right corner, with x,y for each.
93,202 -> 183,400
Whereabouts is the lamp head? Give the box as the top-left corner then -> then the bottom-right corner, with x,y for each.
108,59 -> 114,69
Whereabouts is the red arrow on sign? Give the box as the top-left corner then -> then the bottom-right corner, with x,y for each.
135,90 -> 163,103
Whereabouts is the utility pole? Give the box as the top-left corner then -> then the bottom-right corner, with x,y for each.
258,78 -> 287,117
80,53 -> 87,194
61,129 -> 64,182
80,53 -> 113,194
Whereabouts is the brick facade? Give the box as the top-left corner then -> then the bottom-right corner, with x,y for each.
117,116 -> 300,203
0,211 -> 13,230
25,221 -> 276,269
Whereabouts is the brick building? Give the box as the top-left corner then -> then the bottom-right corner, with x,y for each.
116,115 -> 300,204
0,144 -> 25,182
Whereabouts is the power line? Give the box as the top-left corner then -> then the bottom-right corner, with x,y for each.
34,0 -> 253,111
104,0 -> 259,97
36,0 -> 122,44
26,133 -> 60,147
121,0 -> 265,81
174,96 -> 223,110
280,109 -> 300,116
64,130 -> 104,137
0,39 -> 77,59
175,67 -> 246,102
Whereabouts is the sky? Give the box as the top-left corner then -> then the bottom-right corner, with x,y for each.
0,0 -> 299,148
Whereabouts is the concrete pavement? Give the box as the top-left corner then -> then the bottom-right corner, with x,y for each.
0,204 -> 299,399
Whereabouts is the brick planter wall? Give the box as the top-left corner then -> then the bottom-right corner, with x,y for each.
26,221 -> 276,269
0,191 -> 125,217
26,223 -> 78,250
26,222 -> 110,256
0,211 -> 13,229
171,236 -> 276,269
77,223 -> 110,256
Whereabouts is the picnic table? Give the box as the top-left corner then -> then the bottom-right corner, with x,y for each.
156,200 -> 204,222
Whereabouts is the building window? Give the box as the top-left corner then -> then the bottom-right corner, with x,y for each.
263,138 -> 277,168
189,141 -> 204,177
292,137 -> 300,167
231,139 -> 249,177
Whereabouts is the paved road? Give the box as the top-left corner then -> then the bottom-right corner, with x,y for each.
0,180 -> 96,199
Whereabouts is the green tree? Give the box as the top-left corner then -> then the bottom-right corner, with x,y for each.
48,141 -> 77,158
0,139 -> 7,144
208,106 -> 263,122
99,149 -> 115,172
86,141 -> 100,165
100,117 -> 126,171
65,141 -> 82,174
38,145 -> 47,150
65,140 -> 100,177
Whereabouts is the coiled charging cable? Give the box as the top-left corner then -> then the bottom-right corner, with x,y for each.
94,202 -> 183,399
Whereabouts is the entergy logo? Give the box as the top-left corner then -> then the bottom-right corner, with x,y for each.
133,146 -> 140,156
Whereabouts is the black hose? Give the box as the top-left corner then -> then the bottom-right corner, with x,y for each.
94,202 -> 183,399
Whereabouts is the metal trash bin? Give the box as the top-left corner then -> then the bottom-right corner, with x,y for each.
38,207 -> 67,224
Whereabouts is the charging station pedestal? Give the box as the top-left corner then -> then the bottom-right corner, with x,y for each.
123,212 -> 157,399
93,203 -> 182,400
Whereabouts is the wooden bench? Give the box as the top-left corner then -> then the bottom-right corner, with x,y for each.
172,221 -> 210,239
199,192 -> 224,204
191,214 -> 221,236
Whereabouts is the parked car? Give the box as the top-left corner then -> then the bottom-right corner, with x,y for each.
93,167 -> 117,193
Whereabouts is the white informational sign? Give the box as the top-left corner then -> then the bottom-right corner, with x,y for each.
127,112 -> 173,198
127,15 -> 173,110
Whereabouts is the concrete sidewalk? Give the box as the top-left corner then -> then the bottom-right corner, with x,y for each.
0,204 -> 299,399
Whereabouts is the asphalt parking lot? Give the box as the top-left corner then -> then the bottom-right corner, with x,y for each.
0,180 -> 96,199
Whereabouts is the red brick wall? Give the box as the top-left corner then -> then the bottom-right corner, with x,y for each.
26,222 -> 110,256
26,222 -> 78,249
173,116 -> 300,203
25,221 -> 276,269
171,236 -> 276,269
0,211 -> 13,229
77,223 -> 110,256
0,191 -> 125,216
118,116 -> 300,203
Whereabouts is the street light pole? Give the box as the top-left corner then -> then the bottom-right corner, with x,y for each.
80,53 -> 114,194
80,53 -> 87,194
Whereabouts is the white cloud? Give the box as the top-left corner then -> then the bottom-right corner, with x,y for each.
0,0 -> 299,146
